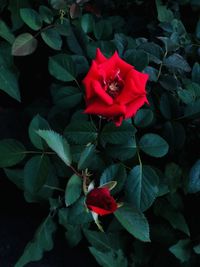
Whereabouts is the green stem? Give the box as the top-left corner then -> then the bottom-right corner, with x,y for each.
137,149 -> 142,167
23,151 -> 56,155
74,78 -> 81,90
44,185 -> 64,192
34,24 -> 56,38
69,164 -> 82,177
157,49 -> 168,80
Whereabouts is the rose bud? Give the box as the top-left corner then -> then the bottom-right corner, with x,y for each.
86,187 -> 117,216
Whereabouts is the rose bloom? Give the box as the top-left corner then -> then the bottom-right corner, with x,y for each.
86,187 -> 117,216
82,48 -> 149,126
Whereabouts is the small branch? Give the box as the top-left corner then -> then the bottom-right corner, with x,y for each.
34,24 -> 56,38
69,164 -> 82,177
119,162 -> 132,171
23,151 -> 56,155
74,78 -> 81,90
44,185 -> 64,192
137,149 -> 142,167
157,49 -> 168,80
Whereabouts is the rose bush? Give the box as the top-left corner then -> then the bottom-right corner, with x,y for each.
0,0 -> 200,267
83,49 -> 149,126
86,187 -> 117,216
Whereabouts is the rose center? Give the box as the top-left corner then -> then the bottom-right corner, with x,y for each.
102,69 -> 124,99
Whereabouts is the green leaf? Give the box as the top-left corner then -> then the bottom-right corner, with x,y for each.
162,121 -> 185,152
24,169 -> 59,203
15,216 -> 56,267
12,33 -> 38,56
59,197 -> 92,226
139,133 -> 169,158
124,49 -> 149,71
159,74 -> 178,92
41,28 -> 62,50
144,66 -> 158,82
29,114 -> 50,150
0,63 -> 21,101
64,121 -> 97,145
165,163 -> 182,193
101,121 -> 136,145
8,0 -> 31,31
65,224 -> 82,247
65,174 -> 82,206
169,239 -> 191,263
49,54 -> 76,82
81,13 -> 94,33
39,5 -> 54,24
4,168 -> 24,190
126,165 -> 159,211
178,89 -> 195,104
84,229 -> 123,252
37,130 -> 72,166
20,8 -> 42,31
49,0 -> 67,9
52,86 -> 82,109
114,204 -> 150,242
24,155 -> 50,194
154,200 -> 190,236
94,20 -> 112,40
0,139 -> 26,167
184,99 -> 200,119
71,55 -> 89,75
69,3 -> 81,19
188,159 -> 200,193
134,109 -> 154,128
139,42 -> 163,64
106,138 -> 137,161
55,19 -> 70,36
193,244 -> 200,254
196,19 -> 200,39
163,53 -> 191,72
156,0 -> 174,22
0,20 -> 15,44
78,144 -> 96,170
89,247 -> 128,267
100,164 -> 127,195
66,26 -> 88,55
192,62 -> 200,84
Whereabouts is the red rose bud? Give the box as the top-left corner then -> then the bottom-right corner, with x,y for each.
82,48 -> 149,126
86,187 -> 117,216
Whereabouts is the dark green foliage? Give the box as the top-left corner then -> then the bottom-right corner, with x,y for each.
0,0 -> 200,266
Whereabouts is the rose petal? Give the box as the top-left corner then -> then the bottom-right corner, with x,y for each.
117,69 -> 149,104
86,188 -> 118,216
84,101 -> 126,118
87,205 -> 117,216
125,96 -> 149,119
111,51 -> 133,78
113,115 -> 124,126
82,61 -> 99,99
92,80 -> 113,105
95,48 -> 107,64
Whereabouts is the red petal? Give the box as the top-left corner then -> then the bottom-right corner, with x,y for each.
95,48 -> 107,64
92,80 -> 113,105
117,69 -> 149,104
111,51 -> 133,78
84,101 -> 126,117
82,61 -> 99,99
87,205 -> 117,216
113,115 -> 124,126
125,96 -> 149,119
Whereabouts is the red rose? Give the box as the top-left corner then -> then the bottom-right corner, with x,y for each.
83,49 -> 149,126
86,187 -> 117,216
